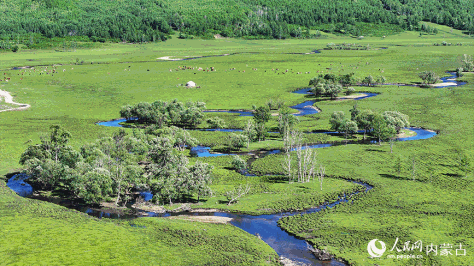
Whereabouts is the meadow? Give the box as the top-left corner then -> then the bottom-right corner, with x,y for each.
1,24 -> 474,265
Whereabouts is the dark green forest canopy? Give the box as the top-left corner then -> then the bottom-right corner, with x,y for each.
1,0 -> 474,42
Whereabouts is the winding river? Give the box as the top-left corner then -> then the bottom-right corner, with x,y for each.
9,69 -> 463,265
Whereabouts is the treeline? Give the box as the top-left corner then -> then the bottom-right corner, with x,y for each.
20,125 -> 211,205
1,0 -> 474,45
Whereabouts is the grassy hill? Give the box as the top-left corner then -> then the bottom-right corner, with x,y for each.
2,0 -> 474,46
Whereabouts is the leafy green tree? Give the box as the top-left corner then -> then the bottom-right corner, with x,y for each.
24,158 -> 66,190
462,54 -> 474,71
376,75 -> 386,85
228,133 -> 249,150
76,169 -> 114,204
329,111 -> 345,132
278,107 -> 299,136
253,106 -> 270,141
120,104 -> 134,120
189,161 -> 213,201
362,75 -> 375,86
149,126 -> 197,151
206,117 -> 226,129
340,120 -> 358,138
371,114 -> 396,145
312,83 -> 326,97
309,75 -> 326,87
244,120 -> 257,147
349,104 -> 360,121
253,106 -> 271,124
149,152 -> 190,205
231,155 -> 247,172
344,87 -> 355,95
418,71 -> 439,85
383,111 -> 410,133
19,144 -> 51,165
355,109 -> 375,140
49,125 -> 72,163
338,72 -> 357,87
325,83 -> 343,100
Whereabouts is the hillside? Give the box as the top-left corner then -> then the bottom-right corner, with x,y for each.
1,0 -> 474,46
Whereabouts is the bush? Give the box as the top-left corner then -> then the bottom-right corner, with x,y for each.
345,87 -> 355,95
462,54 -> 474,72
418,71 -> 439,85
206,117 -> 225,129
265,98 -> 285,110
362,75 -> 375,86
11,45 -> 19,52
228,133 -> 248,150
231,155 -> 247,171
376,75 -> 386,85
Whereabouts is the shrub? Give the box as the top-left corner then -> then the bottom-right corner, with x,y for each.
11,45 -> 19,52
362,75 -> 375,86
345,87 -> 355,95
462,54 -> 474,71
231,155 -> 247,171
206,117 -> 225,129
376,75 -> 386,85
418,71 -> 439,85
228,133 -> 248,150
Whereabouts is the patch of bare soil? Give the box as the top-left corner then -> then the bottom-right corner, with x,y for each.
0,89 -> 30,113
167,215 -> 233,224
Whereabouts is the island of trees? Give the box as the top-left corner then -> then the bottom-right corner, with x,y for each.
19,98 -> 410,208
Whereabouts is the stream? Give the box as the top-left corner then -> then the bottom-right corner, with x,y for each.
8,69 -> 462,265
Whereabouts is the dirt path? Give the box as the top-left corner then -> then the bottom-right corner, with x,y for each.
0,89 -> 30,113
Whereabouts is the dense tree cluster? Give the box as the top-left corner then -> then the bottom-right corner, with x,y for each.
20,125 -> 212,205
310,73 -> 385,99
1,0 -> 474,45
120,99 -> 206,128
330,105 -> 409,147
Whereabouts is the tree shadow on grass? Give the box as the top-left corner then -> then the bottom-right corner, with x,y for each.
442,172 -> 463,178
263,175 -> 287,184
379,173 -> 419,182
366,148 -> 386,152
295,185 -> 311,190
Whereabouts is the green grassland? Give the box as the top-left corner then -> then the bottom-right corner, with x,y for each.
1,28 -> 474,265
0,181 -> 279,265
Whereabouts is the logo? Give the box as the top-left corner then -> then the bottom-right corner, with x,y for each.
368,239 -> 386,257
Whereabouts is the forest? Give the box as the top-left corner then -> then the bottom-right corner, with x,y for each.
1,0 -> 474,47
